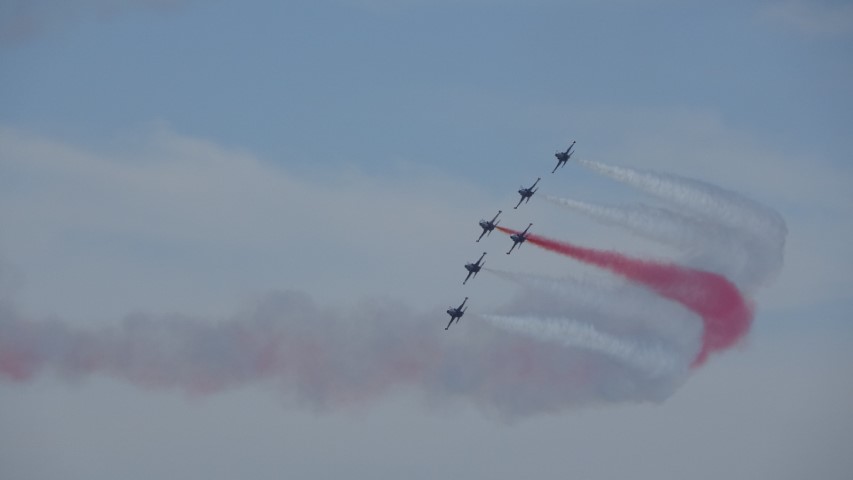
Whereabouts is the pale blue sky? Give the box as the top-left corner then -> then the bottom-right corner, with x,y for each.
2,1 -> 851,180
2,2 -> 853,479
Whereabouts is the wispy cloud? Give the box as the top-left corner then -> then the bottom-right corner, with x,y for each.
0,124 -> 495,318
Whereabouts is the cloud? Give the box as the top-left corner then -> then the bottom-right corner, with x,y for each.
0,124 -> 505,321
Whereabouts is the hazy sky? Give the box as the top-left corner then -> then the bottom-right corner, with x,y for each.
1,1 -> 852,479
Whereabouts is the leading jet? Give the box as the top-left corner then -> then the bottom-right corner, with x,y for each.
445,297 -> 468,330
514,177 -> 541,209
552,141 -> 576,173
506,223 -> 532,255
476,210 -> 502,242
463,252 -> 486,285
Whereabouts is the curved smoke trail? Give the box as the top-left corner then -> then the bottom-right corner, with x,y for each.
543,196 -> 705,251
542,195 -> 781,291
484,268 -> 702,360
497,226 -> 753,366
576,159 -> 787,238
575,159 -> 787,284
482,314 -> 686,378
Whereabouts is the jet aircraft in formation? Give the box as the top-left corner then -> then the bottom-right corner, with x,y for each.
552,141 -> 575,173
444,141 -> 576,329
445,297 -> 468,330
476,210 -> 502,242
514,177 -> 540,209
463,252 -> 486,285
506,223 -> 533,255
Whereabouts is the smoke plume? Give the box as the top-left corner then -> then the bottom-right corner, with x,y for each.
0,290 -> 688,416
576,159 -> 787,287
497,227 -> 753,366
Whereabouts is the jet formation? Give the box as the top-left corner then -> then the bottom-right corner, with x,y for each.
476,210 -> 501,242
552,141 -> 575,173
463,252 -> 486,284
445,297 -> 468,330
514,177 -> 540,209
506,223 -> 532,255
443,141 -> 576,330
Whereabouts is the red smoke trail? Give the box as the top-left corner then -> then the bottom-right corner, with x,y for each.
497,226 -> 753,365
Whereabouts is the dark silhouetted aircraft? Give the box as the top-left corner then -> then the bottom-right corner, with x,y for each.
506,223 -> 532,255
552,141 -> 576,173
477,210 -> 502,242
463,252 -> 486,285
514,178 -> 540,209
445,297 -> 468,330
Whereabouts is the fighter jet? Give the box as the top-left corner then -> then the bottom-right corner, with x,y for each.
476,210 -> 502,242
463,252 -> 486,285
514,178 -> 540,209
445,297 -> 468,330
506,223 -> 533,255
552,141 -> 576,173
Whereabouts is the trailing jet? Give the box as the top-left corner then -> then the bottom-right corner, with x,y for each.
463,252 -> 486,285
552,141 -> 576,173
477,210 -> 502,242
445,297 -> 468,330
514,178 -> 540,209
506,223 -> 532,255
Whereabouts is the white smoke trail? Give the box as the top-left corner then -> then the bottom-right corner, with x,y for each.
488,160 -> 783,376
482,314 -> 686,378
577,159 -> 788,247
543,196 -> 712,251
485,267 -> 702,356
542,195 -> 780,291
